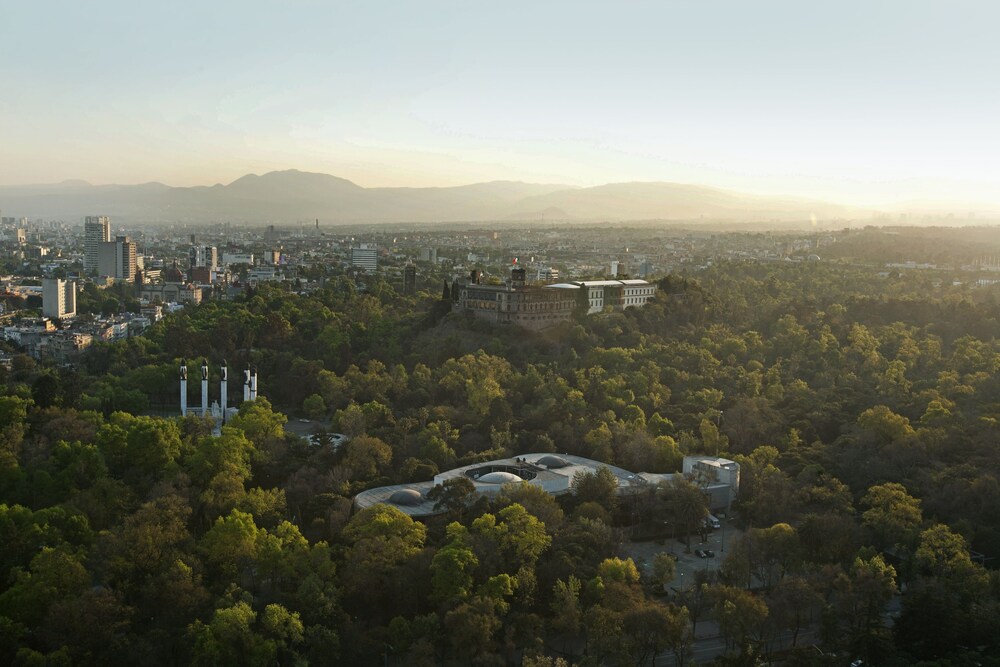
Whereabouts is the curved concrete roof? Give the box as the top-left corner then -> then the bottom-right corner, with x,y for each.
478,471 -> 524,484
537,455 -> 570,469
389,488 -> 424,506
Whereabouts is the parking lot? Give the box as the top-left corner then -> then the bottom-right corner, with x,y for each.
621,520 -> 743,591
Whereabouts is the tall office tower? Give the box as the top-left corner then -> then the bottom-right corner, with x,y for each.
403,264 -> 416,295
98,235 -> 137,280
351,244 -> 378,273
84,216 -> 111,274
42,278 -> 77,319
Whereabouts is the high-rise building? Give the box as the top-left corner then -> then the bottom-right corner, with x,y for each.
42,278 -> 77,319
84,216 -> 111,274
403,264 -> 416,295
351,244 -> 378,273
98,235 -> 137,280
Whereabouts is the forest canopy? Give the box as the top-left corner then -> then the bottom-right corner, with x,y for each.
2,259 -> 1000,665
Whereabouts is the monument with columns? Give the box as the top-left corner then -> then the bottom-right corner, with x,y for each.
179,359 -> 252,430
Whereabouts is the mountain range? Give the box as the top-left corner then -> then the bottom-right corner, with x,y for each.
0,169 -> 860,224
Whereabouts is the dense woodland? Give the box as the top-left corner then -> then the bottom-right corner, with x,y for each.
3,256 -> 1000,666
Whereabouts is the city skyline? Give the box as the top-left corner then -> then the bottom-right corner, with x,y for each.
3,1 -> 999,208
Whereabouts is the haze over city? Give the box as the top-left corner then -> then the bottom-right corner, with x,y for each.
7,3 -> 1000,665
3,1 -> 1000,210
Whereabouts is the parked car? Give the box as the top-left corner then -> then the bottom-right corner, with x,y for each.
704,549 -> 715,558
694,549 -> 707,558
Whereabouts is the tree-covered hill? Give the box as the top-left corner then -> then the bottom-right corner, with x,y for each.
2,260 -> 1000,665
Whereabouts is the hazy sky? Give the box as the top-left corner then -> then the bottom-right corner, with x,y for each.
2,1 -> 999,206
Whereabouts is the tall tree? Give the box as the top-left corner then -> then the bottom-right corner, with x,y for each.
861,482 -> 922,551
660,478 -> 708,552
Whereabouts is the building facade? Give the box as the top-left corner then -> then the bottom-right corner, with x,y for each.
42,278 -> 76,319
84,215 -> 111,275
41,332 -> 93,363
456,267 -> 578,331
140,283 -> 203,304
575,279 -> 657,314
222,252 -> 254,267
190,245 -> 218,271
351,244 -> 378,273
536,266 -> 560,282
97,235 -> 137,280
455,269 -> 658,330
683,456 -> 741,512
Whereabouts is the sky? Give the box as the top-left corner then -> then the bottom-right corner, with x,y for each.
2,1 -> 999,207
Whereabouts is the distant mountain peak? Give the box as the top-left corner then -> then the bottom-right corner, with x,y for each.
229,169 -> 362,189
0,169 -> 863,223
